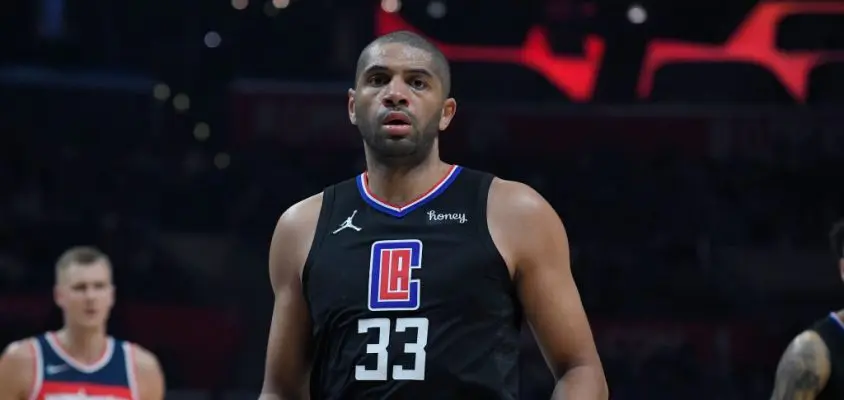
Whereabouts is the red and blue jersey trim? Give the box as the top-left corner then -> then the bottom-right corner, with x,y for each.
356,165 -> 463,218
29,332 -> 137,400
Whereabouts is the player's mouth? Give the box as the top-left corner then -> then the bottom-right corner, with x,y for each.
381,112 -> 413,136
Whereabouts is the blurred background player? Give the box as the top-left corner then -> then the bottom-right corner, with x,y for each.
0,246 -> 165,400
770,220 -> 844,400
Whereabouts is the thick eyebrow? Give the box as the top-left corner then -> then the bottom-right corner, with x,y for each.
363,65 -> 435,79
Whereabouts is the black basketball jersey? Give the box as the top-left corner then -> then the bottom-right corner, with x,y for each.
810,312 -> 844,400
302,165 -> 522,400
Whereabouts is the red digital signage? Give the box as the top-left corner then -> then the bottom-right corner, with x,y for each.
639,2 -> 844,102
375,9 -> 605,102
375,1 -> 844,102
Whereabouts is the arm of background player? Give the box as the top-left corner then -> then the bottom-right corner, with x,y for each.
488,179 -> 608,400
0,340 -> 35,400
770,330 -> 830,400
132,344 -> 165,400
260,193 -> 323,400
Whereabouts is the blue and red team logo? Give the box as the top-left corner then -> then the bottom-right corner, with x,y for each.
368,240 -> 423,311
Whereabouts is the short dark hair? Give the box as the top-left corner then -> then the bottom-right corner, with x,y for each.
830,220 -> 844,259
55,246 -> 110,279
355,30 -> 452,97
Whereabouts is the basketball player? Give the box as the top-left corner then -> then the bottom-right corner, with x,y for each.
770,220 -> 844,400
260,31 -> 607,399
0,246 -> 164,400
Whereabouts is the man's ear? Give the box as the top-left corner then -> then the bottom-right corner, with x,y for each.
838,258 -> 844,284
54,284 -> 63,309
438,97 -> 457,131
348,89 -> 357,125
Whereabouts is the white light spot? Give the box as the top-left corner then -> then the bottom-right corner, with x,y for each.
627,4 -> 647,24
173,93 -> 190,112
214,153 -> 231,169
204,31 -> 222,48
381,0 -> 401,13
193,123 -> 210,141
427,1 -> 446,19
231,0 -> 248,10
152,83 -> 170,101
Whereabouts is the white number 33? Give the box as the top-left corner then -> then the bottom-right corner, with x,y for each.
355,317 -> 429,381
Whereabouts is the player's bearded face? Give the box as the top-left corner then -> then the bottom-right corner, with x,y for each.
350,42 -> 456,167
357,103 -> 441,165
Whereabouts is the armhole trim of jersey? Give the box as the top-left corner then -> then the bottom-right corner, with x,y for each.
475,174 -> 514,286
122,342 -> 140,400
301,186 -> 336,294
829,311 -> 844,332
28,339 -> 43,400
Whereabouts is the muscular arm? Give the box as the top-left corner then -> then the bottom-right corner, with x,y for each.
771,330 -> 830,400
488,179 -> 608,400
260,193 -> 323,400
132,344 -> 165,400
0,340 -> 35,400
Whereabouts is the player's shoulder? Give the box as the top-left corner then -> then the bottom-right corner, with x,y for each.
123,342 -> 165,399
484,178 -> 565,272
784,330 -> 830,360
773,329 -> 832,394
488,177 -> 557,221
276,192 -> 324,232
0,338 -> 37,389
271,192 -> 325,283
1,338 -> 37,364
0,338 -> 38,398
776,329 -> 832,376
124,342 -> 163,374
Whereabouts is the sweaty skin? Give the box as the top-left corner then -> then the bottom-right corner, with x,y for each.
771,330 -> 831,400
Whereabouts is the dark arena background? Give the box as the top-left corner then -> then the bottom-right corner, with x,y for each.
2,0 -> 844,398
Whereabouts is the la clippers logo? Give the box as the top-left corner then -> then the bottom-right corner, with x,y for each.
368,239 -> 423,311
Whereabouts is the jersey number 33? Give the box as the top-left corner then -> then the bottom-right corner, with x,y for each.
356,240 -> 428,381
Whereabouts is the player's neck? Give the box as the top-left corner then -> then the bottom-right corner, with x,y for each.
56,326 -> 108,363
365,156 -> 451,206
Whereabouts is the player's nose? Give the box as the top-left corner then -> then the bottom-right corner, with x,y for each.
83,287 -> 98,300
382,80 -> 410,108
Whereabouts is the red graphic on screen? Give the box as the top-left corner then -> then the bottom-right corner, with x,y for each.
638,2 -> 844,102
376,9 -> 606,102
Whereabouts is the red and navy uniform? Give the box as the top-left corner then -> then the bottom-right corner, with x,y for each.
28,332 -> 138,400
